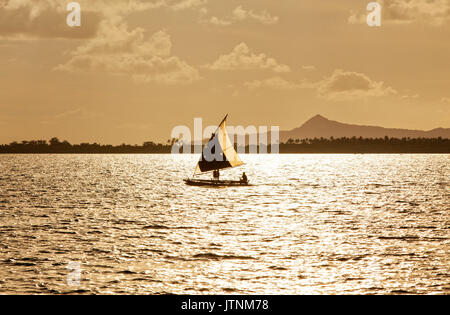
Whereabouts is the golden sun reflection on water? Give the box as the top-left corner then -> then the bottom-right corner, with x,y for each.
0,154 -> 448,294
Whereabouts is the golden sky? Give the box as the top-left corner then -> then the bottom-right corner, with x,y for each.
0,0 -> 449,144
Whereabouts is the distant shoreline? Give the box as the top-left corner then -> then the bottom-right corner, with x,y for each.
1,137 -> 449,154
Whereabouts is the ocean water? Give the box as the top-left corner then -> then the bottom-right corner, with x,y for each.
0,154 -> 448,295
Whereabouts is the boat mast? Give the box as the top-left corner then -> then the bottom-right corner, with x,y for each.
215,114 -> 228,134
212,114 -> 228,176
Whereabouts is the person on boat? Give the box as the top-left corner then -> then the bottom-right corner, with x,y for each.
241,172 -> 248,183
213,169 -> 220,180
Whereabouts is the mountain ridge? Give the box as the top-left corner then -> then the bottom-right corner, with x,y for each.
279,115 -> 450,141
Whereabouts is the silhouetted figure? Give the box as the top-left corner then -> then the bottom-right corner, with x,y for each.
241,172 -> 248,183
213,169 -> 220,180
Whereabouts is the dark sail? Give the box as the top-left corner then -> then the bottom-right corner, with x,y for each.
197,136 -> 233,172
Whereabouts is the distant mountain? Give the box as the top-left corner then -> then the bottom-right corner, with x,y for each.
279,115 -> 450,142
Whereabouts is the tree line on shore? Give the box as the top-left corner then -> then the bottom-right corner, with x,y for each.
0,136 -> 449,153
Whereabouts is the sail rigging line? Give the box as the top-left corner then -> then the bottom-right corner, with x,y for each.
215,114 -> 228,134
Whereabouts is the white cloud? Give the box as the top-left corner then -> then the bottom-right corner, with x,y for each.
168,0 -> 208,11
243,69 -> 398,101
231,5 -> 279,25
201,5 -> 279,26
207,16 -> 232,26
316,69 -> 397,100
205,43 -> 290,73
401,94 -> 420,99
56,21 -> 200,85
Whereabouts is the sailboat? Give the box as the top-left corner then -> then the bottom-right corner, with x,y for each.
184,115 -> 249,187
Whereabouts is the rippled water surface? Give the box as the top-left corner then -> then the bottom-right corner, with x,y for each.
0,154 -> 448,294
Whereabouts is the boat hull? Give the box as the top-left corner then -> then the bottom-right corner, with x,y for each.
184,178 -> 249,187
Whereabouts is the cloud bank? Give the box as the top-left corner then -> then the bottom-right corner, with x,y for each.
56,23 -> 200,85
203,5 -> 279,26
244,69 -> 397,101
205,43 -> 290,73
